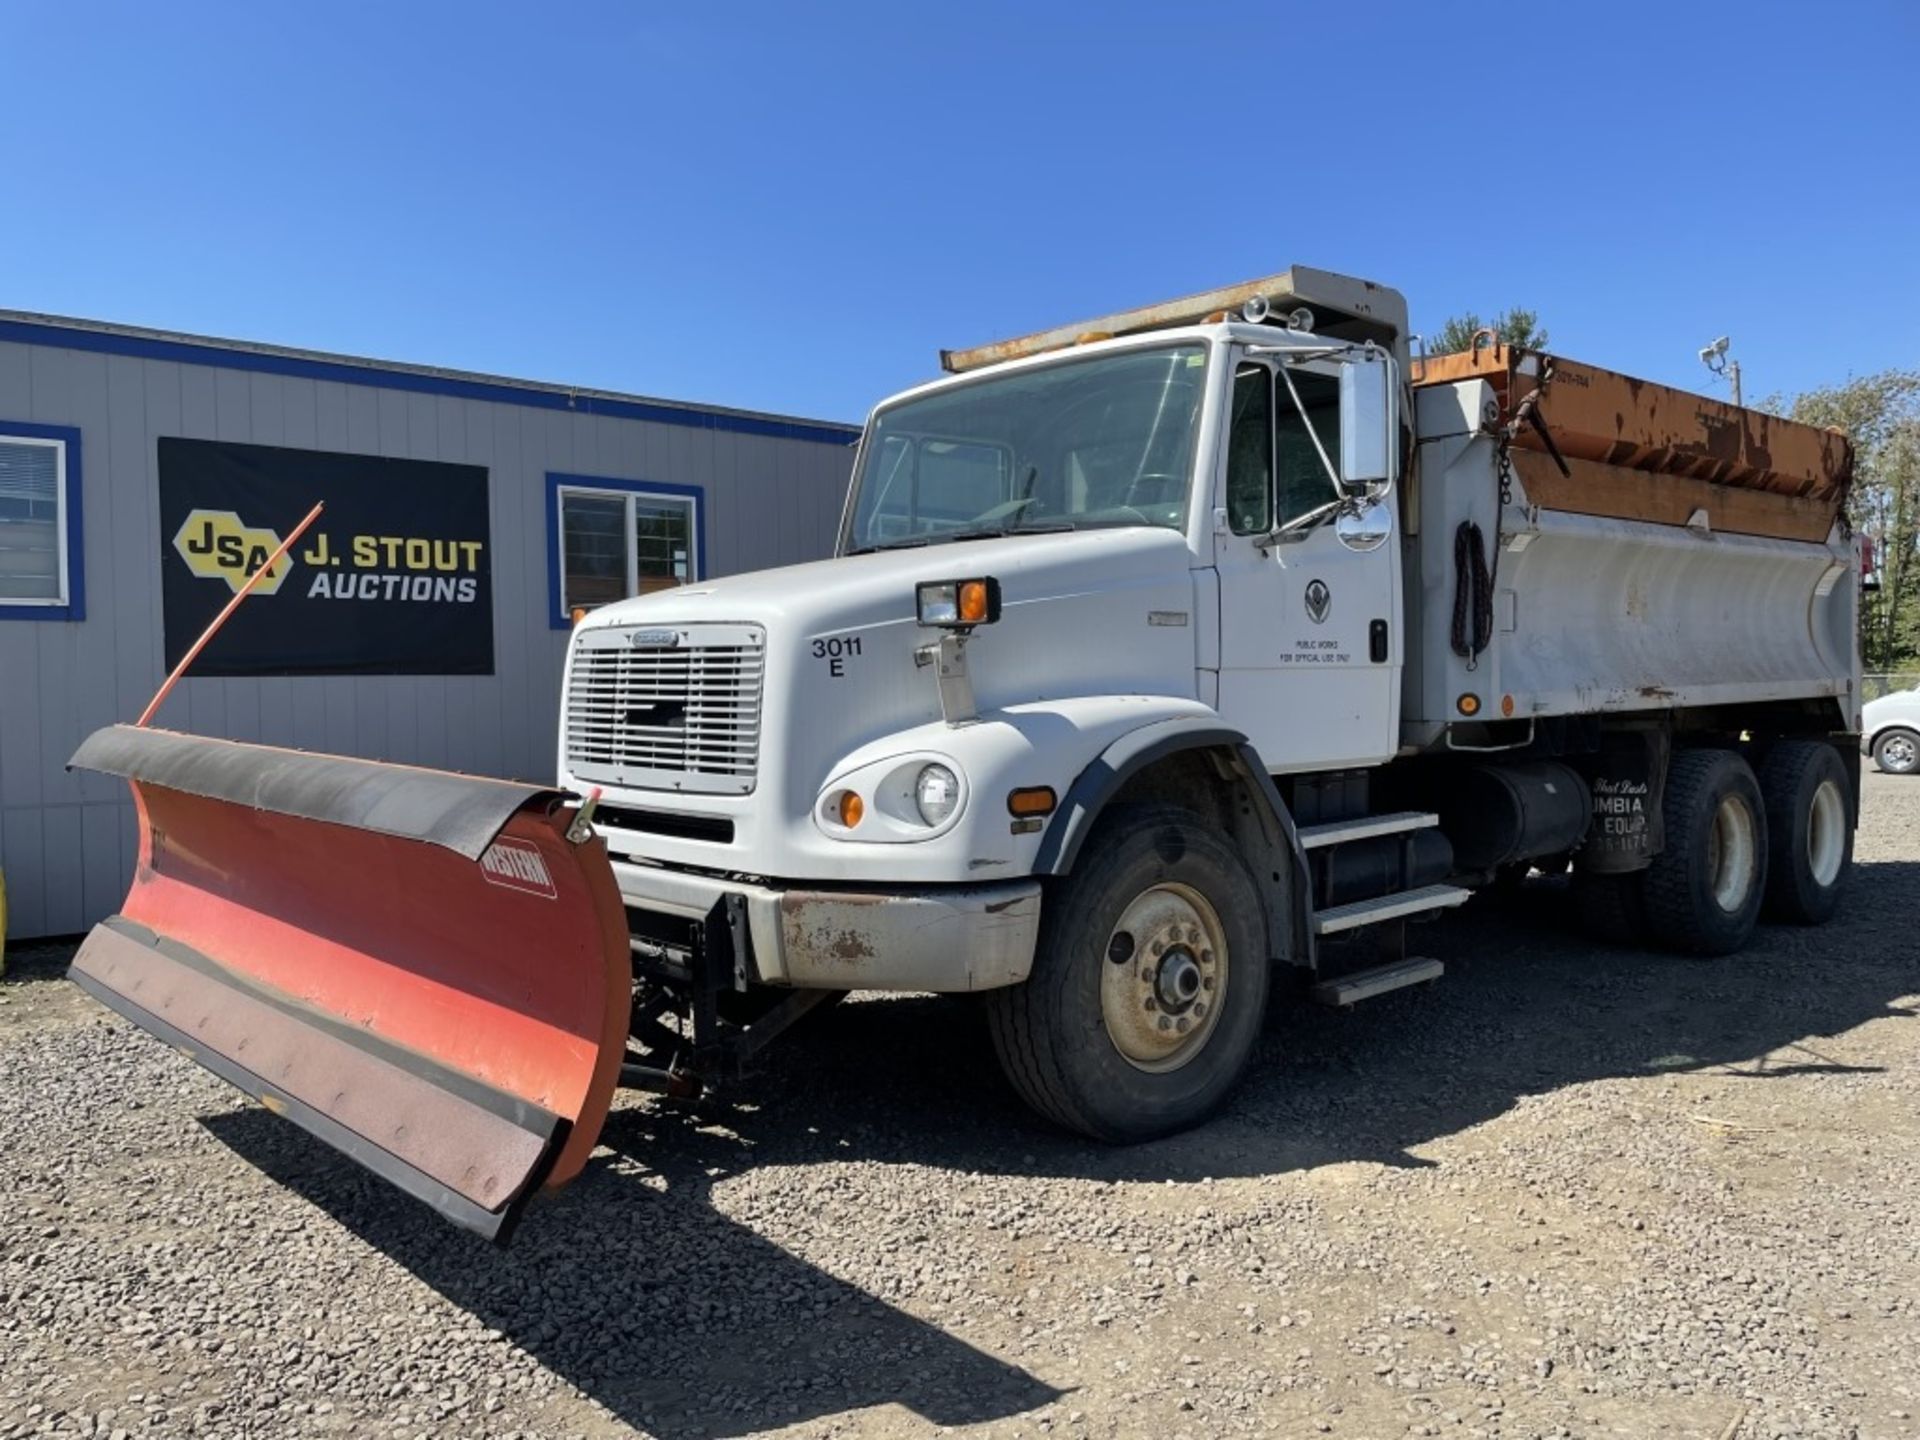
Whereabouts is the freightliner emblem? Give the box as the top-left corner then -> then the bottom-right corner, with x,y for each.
1304,579 -> 1331,625
630,629 -> 681,648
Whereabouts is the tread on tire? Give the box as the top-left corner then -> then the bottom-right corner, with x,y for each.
987,803 -> 1270,1142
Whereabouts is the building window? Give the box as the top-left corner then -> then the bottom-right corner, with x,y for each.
547,473 -> 703,627
0,422 -> 84,622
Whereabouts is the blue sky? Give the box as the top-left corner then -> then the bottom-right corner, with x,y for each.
5,2 -> 1915,423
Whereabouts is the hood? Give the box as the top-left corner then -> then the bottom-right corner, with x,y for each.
581,525 -> 1197,641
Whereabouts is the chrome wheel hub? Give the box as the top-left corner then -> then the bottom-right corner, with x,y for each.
1101,882 -> 1229,1073
1885,734 -> 1917,771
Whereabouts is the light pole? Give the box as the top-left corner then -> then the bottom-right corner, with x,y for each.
1699,335 -> 1742,408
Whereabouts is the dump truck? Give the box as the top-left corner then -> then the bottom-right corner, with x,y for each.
69,266 -> 1861,1241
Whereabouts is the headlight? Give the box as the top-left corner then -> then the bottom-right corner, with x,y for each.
914,763 -> 960,825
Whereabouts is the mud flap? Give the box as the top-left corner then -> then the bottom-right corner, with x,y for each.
67,725 -> 630,1243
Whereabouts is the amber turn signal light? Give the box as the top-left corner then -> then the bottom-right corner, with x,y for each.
837,792 -> 865,828
1456,693 -> 1481,716
1007,786 -> 1058,818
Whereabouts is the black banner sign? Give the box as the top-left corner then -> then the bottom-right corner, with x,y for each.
159,438 -> 494,676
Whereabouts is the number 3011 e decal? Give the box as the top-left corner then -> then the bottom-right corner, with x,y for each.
811,634 -> 862,678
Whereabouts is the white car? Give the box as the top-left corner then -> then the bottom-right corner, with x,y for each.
1863,684 -> 1920,774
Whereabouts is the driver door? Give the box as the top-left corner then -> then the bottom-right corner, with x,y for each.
1211,360 -> 1401,772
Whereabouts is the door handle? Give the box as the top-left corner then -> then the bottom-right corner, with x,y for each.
1370,620 -> 1389,663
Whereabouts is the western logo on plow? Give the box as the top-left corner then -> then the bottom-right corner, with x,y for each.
479,838 -> 558,899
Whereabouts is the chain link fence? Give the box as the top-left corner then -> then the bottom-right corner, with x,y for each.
1863,673 -> 1920,701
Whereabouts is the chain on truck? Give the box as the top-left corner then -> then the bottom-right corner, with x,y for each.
67,266 -> 1862,1242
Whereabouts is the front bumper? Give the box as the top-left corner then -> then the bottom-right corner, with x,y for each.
609,860 -> 1042,992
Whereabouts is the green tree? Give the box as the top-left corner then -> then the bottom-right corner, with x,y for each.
1430,308 -> 1549,356
1767,370 -> 1920,671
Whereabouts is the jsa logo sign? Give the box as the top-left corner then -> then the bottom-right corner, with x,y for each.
172,510 -> 293,595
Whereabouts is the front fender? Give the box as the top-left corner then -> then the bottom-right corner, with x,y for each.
1032,716 -> 1260,875
803,695 -> 1222,884
1030,718 -> 1316,970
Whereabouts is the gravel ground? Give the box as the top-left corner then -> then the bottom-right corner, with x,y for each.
4,772 -> 1918,1440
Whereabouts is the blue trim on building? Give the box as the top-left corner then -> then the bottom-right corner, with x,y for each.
0,420 -> 85,622
545,472 -> 708,630
0,319 -> 862,449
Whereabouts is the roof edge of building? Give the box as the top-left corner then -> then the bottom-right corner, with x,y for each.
0,308 -> 862,447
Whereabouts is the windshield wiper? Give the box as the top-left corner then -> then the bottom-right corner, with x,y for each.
847,534 -> 947,556
961,521 -> 1077,541
849,521 -> 1078,555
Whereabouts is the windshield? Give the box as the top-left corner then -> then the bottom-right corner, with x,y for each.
845,344 -> 1207,552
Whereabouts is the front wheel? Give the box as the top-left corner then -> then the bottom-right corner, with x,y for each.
987,804 -> 1270,1141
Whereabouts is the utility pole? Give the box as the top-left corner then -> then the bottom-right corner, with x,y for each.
1699,335 -> 1742,407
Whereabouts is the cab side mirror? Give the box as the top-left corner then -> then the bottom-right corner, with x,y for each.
1338,353 -> 1397,494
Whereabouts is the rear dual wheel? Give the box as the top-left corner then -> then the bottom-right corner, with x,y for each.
1621,743 -> 1850,955
987,804 -> 1269,1141
1758,741 -> 1853,924
1642,748 -> 1768,956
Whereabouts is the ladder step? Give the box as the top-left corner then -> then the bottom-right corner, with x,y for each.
1312,883 -> 1470,935
1296,811 -> 1439,849
1313,957 -> 1444,1007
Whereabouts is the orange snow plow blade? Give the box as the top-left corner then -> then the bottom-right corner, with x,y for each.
67,725 -> 630,1243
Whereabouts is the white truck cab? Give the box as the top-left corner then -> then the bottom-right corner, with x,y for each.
559,265 -> 1861,1141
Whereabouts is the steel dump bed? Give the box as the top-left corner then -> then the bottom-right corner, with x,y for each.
1405,347 -> 1858,744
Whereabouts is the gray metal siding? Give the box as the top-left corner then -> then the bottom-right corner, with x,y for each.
0,333 -> 856,940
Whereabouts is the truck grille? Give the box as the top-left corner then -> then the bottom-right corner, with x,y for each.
565,624 -> 766,796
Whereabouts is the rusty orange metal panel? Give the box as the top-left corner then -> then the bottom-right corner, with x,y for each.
1509,450 -> 1837,543
940,272 -> 1300,374
1415,347 -> 1853,512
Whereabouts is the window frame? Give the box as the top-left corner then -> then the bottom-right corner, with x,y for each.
545,472 -> 704,629
1225,362 -> 1275,536
0,421 -> 85,622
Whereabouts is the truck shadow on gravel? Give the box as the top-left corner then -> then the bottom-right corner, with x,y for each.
625,859 -> 1920,1190
203,1113 -> 1066,1439
198,857 -> 1920,1437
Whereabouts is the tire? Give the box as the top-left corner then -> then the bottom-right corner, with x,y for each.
1758,741 -> 1854,924
1571,867 -> 1647,946
986,803 -> 1270,1142
1872,727 -> 1920,775
1641,749 -> 1768,957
